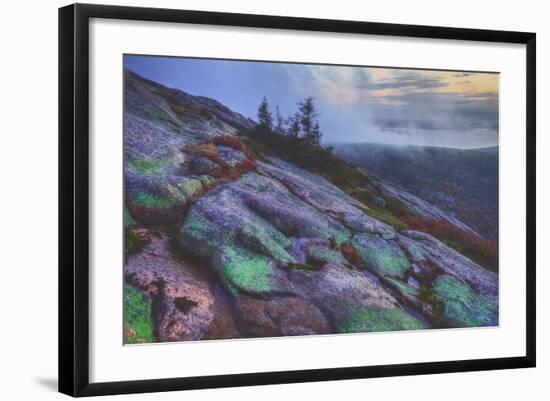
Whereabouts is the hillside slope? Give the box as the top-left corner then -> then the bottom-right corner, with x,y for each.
332,143 -> 499,240
123,70 -> 498,344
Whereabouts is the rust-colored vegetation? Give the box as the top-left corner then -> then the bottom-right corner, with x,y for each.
403,217 -> 498,272
213,135 -> 250,156
341,242 -> 366,268
186,136 -> 257,184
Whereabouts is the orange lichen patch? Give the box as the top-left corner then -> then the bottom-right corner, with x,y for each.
183,139 -> 258,206
185,143 -> 218,158
403,217 -> 498,272
341,242 -> 366,268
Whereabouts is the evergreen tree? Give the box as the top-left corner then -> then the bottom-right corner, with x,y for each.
298,97 -> 321,145
310,121 -> 322,146
274,105 -> 285,134
286,112 -> 301,137
257,96 -> 273,131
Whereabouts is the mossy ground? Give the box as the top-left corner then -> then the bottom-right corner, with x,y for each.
363,207 -> 407,231
338,307 -> 427,333
353,191 -> 408,231
124,282 -> 154,344
124,207 -> 145,260
418,283 -> 445,320
125,226 -> 146,260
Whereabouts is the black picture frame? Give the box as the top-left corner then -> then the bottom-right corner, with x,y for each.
59,3 -> 536,397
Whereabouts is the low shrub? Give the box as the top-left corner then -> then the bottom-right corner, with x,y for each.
403,217 -> 498,272
125,227 -> 149,260
213,135 -> 249,156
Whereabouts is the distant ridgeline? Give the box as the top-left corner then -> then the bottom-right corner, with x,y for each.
122,69 -> 499,345
331,142 -> 499,241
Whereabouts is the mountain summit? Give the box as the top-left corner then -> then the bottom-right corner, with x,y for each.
123,69 -> 498,344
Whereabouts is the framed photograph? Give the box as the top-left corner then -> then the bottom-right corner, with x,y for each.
59,3 -> 536,397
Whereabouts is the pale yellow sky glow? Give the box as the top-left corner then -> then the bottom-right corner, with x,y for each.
370,69 -> 499,99
307,66 -> 499,105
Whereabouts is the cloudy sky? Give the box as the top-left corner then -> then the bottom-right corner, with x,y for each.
125,55 -> 499,149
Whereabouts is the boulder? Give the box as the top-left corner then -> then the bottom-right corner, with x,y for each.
179,172 -> 352,266
124,234 -> 215,342
233,295 -> 331,337
202,285 -> 241,340
126,172 -> 204,226
433,275 -> 498,327
258,158 -> 395,238
287,262 -> 424,333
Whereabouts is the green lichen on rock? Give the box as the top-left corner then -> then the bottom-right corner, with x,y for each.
238,224 -> 294,265
124,282 -> 154,344
179,212 -> 215,257
172,178 -> 203,198
215,247 -> 280,295
433,275 -> 496,327
338,307 -> 427,333
353,233 -> 409,277
132,191 -> 178,209
179,184 -> 297,266
308,245 -> 347,265
126,175 -> 207,226
183,213 -> 210,238
127,155 -> 174,175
